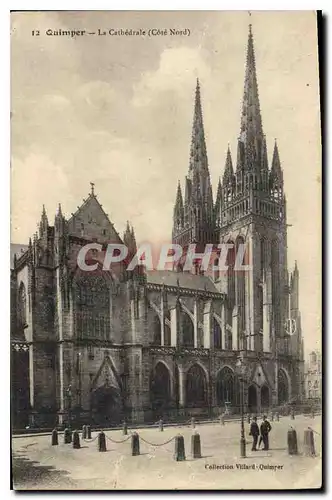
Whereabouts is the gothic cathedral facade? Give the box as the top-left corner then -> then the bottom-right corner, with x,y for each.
11,26 -> 305,429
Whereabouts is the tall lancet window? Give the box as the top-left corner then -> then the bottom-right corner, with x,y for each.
74,273 -> 110,340
271,239 -> 280,336
235,236 -> 246,348
18,282 -> 27,327
226,241 -> 235,307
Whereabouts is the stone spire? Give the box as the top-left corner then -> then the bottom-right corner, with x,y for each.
238,25 -> 264,171
55,203 -> 66,233
222,146 -> 234,185
172,79 -> 217,249
188,78 -> 209,181
173,181 -> 184,229
270,140 -> 283,187
39,205 -> 48,236
123,221 -> 137,257
215,177 -> 222,226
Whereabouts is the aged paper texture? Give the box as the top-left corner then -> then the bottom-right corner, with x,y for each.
11,10 -> 322,490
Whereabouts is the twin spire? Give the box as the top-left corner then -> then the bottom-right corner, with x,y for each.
239,24 -> 263,149
223,25 -> 283,186
188,78 -> 209,181
173,78 -> 215,244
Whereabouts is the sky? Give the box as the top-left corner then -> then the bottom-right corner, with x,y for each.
10,11 -> 321,354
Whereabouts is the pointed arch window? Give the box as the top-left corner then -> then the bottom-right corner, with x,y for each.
213,317 -> 222,349
74,275 -> 110,340
18,283 -> 27,327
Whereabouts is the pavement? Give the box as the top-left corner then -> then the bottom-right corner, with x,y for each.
11,414 -> 322,491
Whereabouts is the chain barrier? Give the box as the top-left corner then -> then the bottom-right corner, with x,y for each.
22,442 -> 38,449
139,435 -> 176,447
83,435 -> 99,443
104,433 -> 132,444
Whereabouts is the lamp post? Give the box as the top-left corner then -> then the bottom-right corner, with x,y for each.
236,355 -> 246,458
66,385 -> 72,429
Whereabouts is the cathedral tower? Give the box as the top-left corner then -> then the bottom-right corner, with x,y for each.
172,79 -> 216,264
215,25 -> 289,354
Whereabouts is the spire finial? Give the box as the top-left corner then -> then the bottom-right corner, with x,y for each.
238,23 -> 263,169
90,182 -> 95,196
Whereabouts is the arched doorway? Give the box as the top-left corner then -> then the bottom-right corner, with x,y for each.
91,385 -> 122,426
186,364 -> 207,408
150,362 -> 171,418
278,369 -> 289,405
261,385 -> 270,412
248,385 -> 257,413
216,367 -> 235,409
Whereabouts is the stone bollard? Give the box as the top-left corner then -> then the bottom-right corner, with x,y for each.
191,417 -> 195,429
123,421 -> 128,436
82,425 -> 87,440
159,419 -> 164,432
303,428 -> 315,457
191,432 -> 202,459
51,428 -> 58,446
86,425 -> 92,439
174,434 -> 186,461
131,432 -> 140,456
64,427 -> 72,444
98,431 -> 107,452
72,430 -> 81,449
247,414 -> 251,424
220,414 -> 225,426
287,428 -> 298,455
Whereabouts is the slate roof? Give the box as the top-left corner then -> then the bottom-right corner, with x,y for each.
145,270 -> 219,293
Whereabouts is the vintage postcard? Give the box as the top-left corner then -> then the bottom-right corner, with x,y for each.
10,10 -> 322,490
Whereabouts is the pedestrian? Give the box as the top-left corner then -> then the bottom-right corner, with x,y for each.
260,415 -> 272,450
249,416 -> 259,451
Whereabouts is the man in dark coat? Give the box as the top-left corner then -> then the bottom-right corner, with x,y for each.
260,415 -> 272,450
249,416 -> 259,451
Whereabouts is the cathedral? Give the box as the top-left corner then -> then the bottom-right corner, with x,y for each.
11,26 -> 305,430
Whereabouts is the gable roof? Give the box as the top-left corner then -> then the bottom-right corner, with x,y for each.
10,244 -> 29,269
67,192 -> 123,244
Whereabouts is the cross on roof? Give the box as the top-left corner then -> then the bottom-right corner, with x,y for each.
90,182 -> 95,196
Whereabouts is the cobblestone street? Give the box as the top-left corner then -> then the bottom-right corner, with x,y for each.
12,415 -> 322,490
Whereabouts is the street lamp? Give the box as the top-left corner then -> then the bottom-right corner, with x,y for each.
66,385 -> 72,429
235,355 -> 246,458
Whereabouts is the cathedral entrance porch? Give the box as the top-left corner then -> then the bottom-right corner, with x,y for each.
91,385 -> 122,427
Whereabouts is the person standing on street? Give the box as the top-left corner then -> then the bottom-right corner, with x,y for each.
249,416 -> 259,451
260,415 -> 272,450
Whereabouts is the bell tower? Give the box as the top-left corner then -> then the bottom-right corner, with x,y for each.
215,25 -> 289,354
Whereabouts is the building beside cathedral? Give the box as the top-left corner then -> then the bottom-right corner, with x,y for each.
304,351 -> 322,403
11,26 -> 305,429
